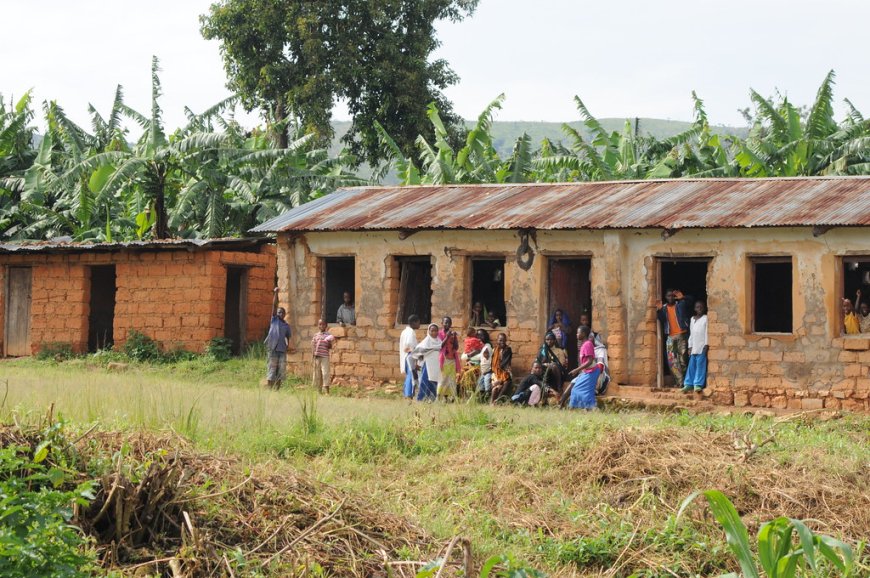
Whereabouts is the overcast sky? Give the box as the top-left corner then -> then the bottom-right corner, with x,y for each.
3,0 -> 868,132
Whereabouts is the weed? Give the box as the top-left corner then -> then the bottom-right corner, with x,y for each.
679,490 -> 857,578
206,337 -> 234,361
0,428 -> 97,577
36,341 -> 75,361
122,330 -> 161,362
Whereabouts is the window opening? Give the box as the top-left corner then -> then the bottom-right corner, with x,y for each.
752,258 -> 792,333
470,258 -> 506,327
396,257 -> 432,325
321,257 -> 355,324
88,265 -> 116,352
842,257 -> 870,334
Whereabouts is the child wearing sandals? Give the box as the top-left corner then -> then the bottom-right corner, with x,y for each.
683,300 -> 709,392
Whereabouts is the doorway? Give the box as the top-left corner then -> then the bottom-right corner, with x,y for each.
87,265 -> 116,352
396,257 -> 433,325
547,258 -> 592,369
4,267 -> 32,357
657,258 -> 710,387
224,267 -> 248,355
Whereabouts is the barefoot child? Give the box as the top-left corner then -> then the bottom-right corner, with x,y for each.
683,300 -> 709,392
311,319 -> 335,394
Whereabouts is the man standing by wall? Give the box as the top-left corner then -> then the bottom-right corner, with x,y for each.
656,289 -> 692,388
400,314 -> 421,398
265,287 -> 292,389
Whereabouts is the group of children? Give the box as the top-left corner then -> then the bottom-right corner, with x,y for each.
843,289 -> 870,334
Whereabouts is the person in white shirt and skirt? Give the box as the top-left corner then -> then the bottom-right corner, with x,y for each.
683,300 -> 709,392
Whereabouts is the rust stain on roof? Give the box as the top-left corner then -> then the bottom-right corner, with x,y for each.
251,177 -> 870,233
0,237 -> 271,255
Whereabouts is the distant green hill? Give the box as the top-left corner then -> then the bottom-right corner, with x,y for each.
331,118 -> 747,159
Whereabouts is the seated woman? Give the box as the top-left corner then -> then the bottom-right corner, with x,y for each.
565,326 -> 601,411
412,324 -> 442,402
547,309 -> 571,350
489,333 -> 514,404
535,331 -> 568,401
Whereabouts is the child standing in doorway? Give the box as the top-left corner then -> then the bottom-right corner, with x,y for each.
311,319 -> 335,394
683,300 -> 709,392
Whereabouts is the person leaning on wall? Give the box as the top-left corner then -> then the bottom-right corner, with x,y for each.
264,287 -> 293,389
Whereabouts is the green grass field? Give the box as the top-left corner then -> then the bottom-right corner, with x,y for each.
1,356 -> 868,577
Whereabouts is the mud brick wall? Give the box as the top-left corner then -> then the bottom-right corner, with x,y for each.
277,228 -> 869,411
277,230 -> 610,388
0,243 -> 276,356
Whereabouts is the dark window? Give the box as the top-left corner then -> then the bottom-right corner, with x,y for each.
321,257 -> 355,324
396,257 -> 432,325
470,258 -> 507,326
843,258 -> 870,305
88,265 -> 116,352
843,257 -> 870,332
752,258 -> 793,333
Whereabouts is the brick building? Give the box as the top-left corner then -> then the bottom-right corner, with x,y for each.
0,238 -> 276,356
254,177 -> 870,412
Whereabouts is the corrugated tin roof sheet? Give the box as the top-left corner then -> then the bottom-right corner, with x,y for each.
0,237 -> 271,255
251,177 -> 870,233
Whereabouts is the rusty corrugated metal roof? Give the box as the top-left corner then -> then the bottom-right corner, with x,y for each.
250,177 -> 870,233
0,237 -> 272,255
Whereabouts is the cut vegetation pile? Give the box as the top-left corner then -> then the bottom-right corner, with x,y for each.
564,427 -> 870,540
0,425 -> 451,577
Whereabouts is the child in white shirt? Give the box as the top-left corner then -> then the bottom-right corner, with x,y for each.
683,300 -> 709,392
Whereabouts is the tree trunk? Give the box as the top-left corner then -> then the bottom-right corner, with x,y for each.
272,98 -> 288,149
154,169 -> 169,239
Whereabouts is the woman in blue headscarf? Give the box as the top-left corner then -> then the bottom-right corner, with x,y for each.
547,309 -> 572,350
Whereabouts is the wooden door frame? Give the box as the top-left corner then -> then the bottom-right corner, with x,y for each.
653,255 -> 713,388
4,266 -> 32,358
545,255 -> 593,354
546,255 -> 593,311
224,265 -> 249,354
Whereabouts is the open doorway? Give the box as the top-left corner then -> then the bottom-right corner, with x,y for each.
657,258 -> 710,387
396,257 -> 433,325
548,258 -> 591,369
321,257 -> 355,324
470,258 -> 506,326
4,267 -> 32,357
88,265 -> 116,352
224,267 -> 248,355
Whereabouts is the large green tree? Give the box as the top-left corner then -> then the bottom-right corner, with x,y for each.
200,0 -> 478,165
